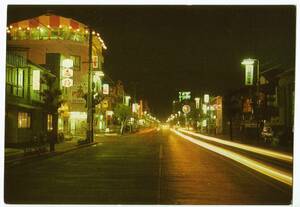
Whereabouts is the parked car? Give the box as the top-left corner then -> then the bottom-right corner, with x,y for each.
261,126 -> 274,144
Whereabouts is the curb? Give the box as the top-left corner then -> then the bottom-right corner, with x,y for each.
5,142 -> 98,165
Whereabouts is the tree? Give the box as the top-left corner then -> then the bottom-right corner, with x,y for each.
114,103 -> 132,134
224,95 -> 242,140
40,73 -> 63,151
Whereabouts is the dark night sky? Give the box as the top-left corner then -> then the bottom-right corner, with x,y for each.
7,5 -> 296,120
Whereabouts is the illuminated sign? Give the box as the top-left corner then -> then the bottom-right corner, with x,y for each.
204,94 -> 209,103
62,58 -> 74,87
179,91 -> 191,101
245,64 -> 254,85
62,68 -> 73,78
182,105 -> 191,114
132,103 -> 139,113
106,110 -> 114,116
32,70 -> 40,90
62,59 -> 73,68
125,96 -> 131,106
103,84 -> 109,95
61,78 -> 73,87
102,100 -> 108,108
92,56 -> 99,69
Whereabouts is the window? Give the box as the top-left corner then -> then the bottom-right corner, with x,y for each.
17,69 -> 24,97
18,112 -> 31,128
47,114 -> 53,131
18,69 -> 23,87
70,55 -> 81,71
6,67 -> 13,94
7,67 -> 24,97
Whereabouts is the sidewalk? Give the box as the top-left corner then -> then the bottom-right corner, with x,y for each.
5,138 -> 97,164
5,128 -> 155,164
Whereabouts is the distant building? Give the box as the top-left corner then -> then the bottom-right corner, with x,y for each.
7,14 -> 107,137
5,47 -> 55,146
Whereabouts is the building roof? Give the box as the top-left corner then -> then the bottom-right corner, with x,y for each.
8,14 -> 86,30
7,14 -> 107,50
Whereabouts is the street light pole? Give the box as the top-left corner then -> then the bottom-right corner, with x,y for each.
87,27 -> 94,143
256,59 -> 260,101
242,58 -> 260,141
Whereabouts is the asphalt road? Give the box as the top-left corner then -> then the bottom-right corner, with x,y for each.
4,129 -> 292,204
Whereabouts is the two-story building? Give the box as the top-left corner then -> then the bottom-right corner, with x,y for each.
5,47 -> 55,146
7,13 -> 107,137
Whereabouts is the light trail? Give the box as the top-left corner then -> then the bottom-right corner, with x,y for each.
179,128 -> 293,163
171,129 -> 292,186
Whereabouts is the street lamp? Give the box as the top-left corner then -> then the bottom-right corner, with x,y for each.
172,100 -> 176,113
87,26 -> 93,143
242,58 -> 260,140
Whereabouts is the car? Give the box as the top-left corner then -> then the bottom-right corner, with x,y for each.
261,126 -> 274,143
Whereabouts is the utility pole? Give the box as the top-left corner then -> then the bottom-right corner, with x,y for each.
87,27 -> 94,143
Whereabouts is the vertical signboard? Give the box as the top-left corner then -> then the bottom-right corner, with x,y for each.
245,64 -> 254,85
103,83 -> 109,95
61,58 -> 74,87
132,103 -> 139,113
92,56 -> 99,69
204,94 -> 209,103
32,70 -> 40,90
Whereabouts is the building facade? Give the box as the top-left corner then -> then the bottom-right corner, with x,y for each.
7,14 -> 107,137
5,47 -> 55,146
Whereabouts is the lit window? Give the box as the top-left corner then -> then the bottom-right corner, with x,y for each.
47,114 -> 53,131
18,69 -> 23,87
18,112 -> 31,128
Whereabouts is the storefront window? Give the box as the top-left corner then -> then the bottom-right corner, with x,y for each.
18,112 -> 31,128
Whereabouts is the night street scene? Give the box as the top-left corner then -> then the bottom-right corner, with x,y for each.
3,4 -> 296,205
